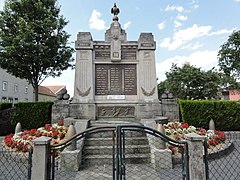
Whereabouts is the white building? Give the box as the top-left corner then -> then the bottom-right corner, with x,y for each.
0,68 -> 34,102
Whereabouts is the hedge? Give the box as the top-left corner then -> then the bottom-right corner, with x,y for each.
0,102 -> 53,136
0,103 -> 13,111
0,103 -> 15,136
178,100 -> 240,131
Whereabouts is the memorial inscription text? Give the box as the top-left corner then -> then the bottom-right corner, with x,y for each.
95,64 -> 137,95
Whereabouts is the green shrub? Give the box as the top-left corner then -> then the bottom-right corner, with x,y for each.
0,103 -> 15,136
10,102 -> 53,131
0,102 -> 13,111
0,102 -> 53,135
178,100 -> 240,131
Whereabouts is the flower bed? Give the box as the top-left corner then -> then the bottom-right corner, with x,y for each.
164,121 -> 226,155
3,120 -> 68,152
3,120 -> 226,155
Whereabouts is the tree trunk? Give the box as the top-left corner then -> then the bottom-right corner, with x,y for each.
34,84 -> 39,102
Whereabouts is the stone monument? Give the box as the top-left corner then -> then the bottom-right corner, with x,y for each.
52,3 -> 161,121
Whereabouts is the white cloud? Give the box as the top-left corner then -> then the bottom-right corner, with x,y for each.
158,21 -> 165,30
156,50 -> 218,81
193,4 -> 199,9
181,42 -> 203,50
160,24 -> 209,50
174,21 -> 182,28
177,14 -> 188,21
234,0 -> 240,2
189,0 -> 199,9
89,10 -> 106,30
123,21 -> 131,29
165,5 -> 184,12
208,28 -> 236,36
160,24 -> 216,50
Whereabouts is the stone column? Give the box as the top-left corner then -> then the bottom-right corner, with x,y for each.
185,133 -> 205,180
31,136 -> 51,180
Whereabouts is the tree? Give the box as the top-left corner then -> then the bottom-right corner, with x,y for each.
218,30 -> 240,80
158,63 -> 234,100
0,0 -> 74,101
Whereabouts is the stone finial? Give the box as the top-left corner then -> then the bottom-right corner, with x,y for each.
156,123 -> 167,149
15,122 -> 22,134
65,124 -> 77,151
111,3 -> 120,21
209,119 -> 215,130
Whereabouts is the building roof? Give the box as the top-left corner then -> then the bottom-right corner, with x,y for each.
44,85 -> 66,94
38,86 -> 56,97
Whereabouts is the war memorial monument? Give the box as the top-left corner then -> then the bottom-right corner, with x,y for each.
52,3 -> 179,122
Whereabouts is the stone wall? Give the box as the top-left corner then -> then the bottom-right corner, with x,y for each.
161,99 -> 179,121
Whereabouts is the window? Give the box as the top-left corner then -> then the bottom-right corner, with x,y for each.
8,97 -> 13,103
2,81 -> 8,91
1,97 -> 7,102
14,98 -> 18,102
25,98 -> 28,102
25,86 -> 28,94
14,84 -> 18,93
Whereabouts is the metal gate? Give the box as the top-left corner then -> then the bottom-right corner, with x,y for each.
203,131 -> 240,180
50,125 -> 189,180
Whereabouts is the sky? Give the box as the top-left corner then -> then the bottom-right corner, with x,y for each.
0,0 -> 240,97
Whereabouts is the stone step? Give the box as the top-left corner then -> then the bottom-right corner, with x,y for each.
84,137 -> 149,146
81,154 -> 151,167
82,120 -> 152,166
83,145 -> 150,155
90,120 -> 141,126
86,130 -> 146,138
95,118 -> 137,122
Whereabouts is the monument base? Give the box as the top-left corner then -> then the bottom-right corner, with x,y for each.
52,100 -> 161,122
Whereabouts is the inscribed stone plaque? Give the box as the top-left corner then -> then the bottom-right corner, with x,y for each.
123,65 -> 137,95
141,43 -> 154,47
121,51 -> 137,59
95,51 -> 110,59
95,66 -> 108,95
109,66 -> 122,94
95,64 -> 137,95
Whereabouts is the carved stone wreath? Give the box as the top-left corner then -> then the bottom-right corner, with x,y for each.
76,87 -> 91,97
141,87 -> 156,96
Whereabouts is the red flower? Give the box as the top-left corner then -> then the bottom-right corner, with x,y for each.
181,123 -> 189,129
44,124 -> 52,131
52,130 -> 59,139
22,146 -> 29,152
57,120 -> 64,126
208,139 -> 219,146
196,128 -> 207,135
29,129 -> 37,136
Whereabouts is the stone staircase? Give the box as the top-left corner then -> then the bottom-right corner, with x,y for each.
80,120 -> 151,167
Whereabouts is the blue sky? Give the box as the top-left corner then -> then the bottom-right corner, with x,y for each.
1,0 -> 240,96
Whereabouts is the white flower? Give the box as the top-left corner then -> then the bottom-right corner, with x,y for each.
177,129 -> 183,134
165,129 -> 172,135
206,130 -> 214,139
187,126 -> 197,132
